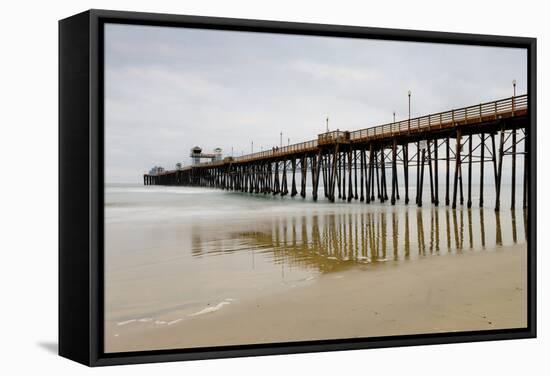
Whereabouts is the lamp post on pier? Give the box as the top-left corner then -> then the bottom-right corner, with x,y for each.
408,90 -> 411,132
512,79 -> 517,113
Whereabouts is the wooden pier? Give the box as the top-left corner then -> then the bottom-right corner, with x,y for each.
144,94 -> 529,211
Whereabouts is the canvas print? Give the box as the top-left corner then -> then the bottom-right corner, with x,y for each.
104,23 -> 529,353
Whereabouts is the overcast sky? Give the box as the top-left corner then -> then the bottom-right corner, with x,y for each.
104,23 -> 527,184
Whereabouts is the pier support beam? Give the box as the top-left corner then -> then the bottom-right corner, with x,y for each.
427,140 -> 434,204
404,143 -> 409,204
495,129 -> 505,211
323,154 -> 329,198
445,137 -> 450,206
347,150 -> 353,202
479,133 -> 485,207
300,156 -> 307,198
491,134 -> 498,192
281,160 -> 288,196
434,139 -> 439,205
291,158 -> 298,197
325,151 -> 331,200
337,151 -> 342,199
511,129 -> 517,209
375,149 -> 381,202
342,150 -> 347,201
360,149 -> 365,201
354,150 -> 358,200
267,162 -> 272,193
467,135 -> 472,208
395,150 -> 400,201
273,161 -> 280,195
313,151 -> 322,201
368,145 -> 374,202
391,140 -> 397,205
418,148 -> 426,207
330,146 -> 339,202
452,130 -> 462,209
416,141 -> 420,204
384,148 -> 389,201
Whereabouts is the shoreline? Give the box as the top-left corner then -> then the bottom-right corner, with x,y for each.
105,243 -> 527,353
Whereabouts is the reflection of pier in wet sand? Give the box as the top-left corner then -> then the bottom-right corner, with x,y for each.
191,207 -> 526,273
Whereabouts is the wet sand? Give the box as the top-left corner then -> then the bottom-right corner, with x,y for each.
106,244 -> 526,353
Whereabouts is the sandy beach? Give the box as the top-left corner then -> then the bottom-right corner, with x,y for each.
105,243 -> 526,353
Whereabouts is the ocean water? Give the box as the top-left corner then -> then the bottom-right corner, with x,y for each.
104,183 -> 527,325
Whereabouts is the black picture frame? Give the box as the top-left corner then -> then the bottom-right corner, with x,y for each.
59,9 -> 537,367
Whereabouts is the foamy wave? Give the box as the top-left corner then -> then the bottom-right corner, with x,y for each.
117,319 -> 136,326
188,299 -> 232,317
114,298 -> 236,327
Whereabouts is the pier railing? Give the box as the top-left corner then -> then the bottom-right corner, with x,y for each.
232,95 -> 527,163
350,94 -> 527,141
234,139 -> 318,163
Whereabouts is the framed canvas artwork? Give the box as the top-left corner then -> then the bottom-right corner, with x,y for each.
59,9 -> 536,366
